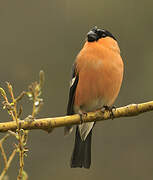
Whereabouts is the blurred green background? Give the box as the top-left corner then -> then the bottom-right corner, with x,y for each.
0,0 -> 153,179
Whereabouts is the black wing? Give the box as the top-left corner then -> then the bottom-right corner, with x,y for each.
67,64 -> 79,115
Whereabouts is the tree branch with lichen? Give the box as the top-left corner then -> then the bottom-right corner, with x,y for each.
0,101 -> 153,133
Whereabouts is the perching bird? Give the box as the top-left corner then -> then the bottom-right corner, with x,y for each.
65,26 -> 124,169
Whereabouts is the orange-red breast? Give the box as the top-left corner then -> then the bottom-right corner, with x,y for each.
65,26 -> 124,168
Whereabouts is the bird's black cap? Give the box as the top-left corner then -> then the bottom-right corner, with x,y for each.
87,26 -> 116,42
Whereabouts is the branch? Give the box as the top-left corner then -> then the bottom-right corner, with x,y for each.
0,100 -> 153,133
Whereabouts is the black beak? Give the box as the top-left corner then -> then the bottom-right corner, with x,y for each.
87,30 -> 98,42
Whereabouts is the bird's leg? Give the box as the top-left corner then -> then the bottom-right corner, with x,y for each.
78,110 -> 87,124
101,105 -> 116,120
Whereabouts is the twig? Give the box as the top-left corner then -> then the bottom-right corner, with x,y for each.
0,70 -> 45,179
0,101 -> 153,133
0,149 -> 17,180
0,134 -> 10,166
0,144 -> 7,166
5,82 -> 24,180
0,134 -> 10,143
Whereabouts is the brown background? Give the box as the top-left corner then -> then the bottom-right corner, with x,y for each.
0,0 -> 153,179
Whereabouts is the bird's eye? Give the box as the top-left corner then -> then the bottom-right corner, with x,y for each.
101,33 -> 107,38
97,29 -> 116,40
96,29 -> 106,38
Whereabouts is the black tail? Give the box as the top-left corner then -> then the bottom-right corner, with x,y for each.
71,127 -> 92,169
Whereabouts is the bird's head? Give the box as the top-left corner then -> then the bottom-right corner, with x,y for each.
87,26 -> 116,42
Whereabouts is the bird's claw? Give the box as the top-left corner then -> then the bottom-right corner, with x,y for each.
101,105 -> 116,120
78,111 -> 87,124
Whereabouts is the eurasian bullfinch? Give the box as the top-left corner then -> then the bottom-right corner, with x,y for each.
65,26 -> 124,168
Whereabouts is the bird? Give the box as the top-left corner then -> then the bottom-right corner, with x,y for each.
65,26 -> 124,169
